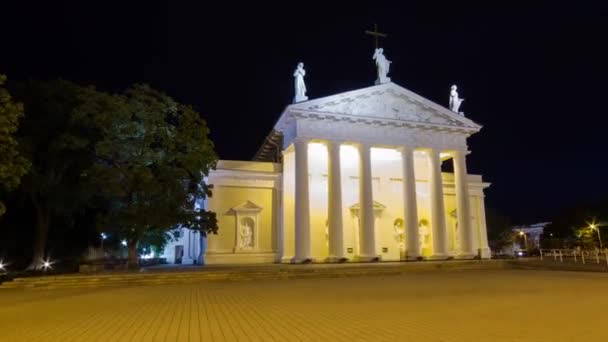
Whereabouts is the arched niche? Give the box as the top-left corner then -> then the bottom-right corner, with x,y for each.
230,200 -> 263,253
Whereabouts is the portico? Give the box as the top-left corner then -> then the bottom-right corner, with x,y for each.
269,82 -> 491,262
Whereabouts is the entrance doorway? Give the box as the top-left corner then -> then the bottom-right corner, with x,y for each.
174,245 -> 184,264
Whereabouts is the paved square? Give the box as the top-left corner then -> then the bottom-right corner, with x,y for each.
1,269 -> 607,341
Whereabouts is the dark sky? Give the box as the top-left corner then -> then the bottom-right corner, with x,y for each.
2,1 -> 608,223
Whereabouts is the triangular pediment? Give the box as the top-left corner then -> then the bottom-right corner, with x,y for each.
230,200 -> 263,213
286,82 -> 480,130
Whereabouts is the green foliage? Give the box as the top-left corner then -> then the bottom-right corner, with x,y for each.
0,74 -> 30,215
136,229 -> 175,256
11,79 -> 101,268
80,84 -> 218,267
543,202 -> 608,248
2,79 -> 218,269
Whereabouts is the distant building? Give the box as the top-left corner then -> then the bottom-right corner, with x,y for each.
512,222 -> 551,251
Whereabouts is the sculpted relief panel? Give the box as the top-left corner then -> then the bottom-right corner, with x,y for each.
303,89 -> 464,127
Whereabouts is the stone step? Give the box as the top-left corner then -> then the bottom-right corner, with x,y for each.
0,261 -> 501,290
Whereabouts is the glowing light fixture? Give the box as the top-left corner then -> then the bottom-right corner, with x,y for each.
121,239 -> 128,247
42,259 -> 53,270
100,232 -> 108,240
140,250 -> 155,260
0,260 -> 5,271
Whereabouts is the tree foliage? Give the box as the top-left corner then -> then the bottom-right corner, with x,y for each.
486,208 -> 513,253
0,74 -> 30,216
79,84 -> 218,268
543,201 -> 608,248
12,80 -> 99,269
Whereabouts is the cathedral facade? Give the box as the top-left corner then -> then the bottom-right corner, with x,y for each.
162,82 -> 491,264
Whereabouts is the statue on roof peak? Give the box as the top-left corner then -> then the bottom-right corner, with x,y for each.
373,48 -> 391,85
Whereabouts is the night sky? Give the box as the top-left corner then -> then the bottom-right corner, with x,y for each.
2,1 -> 608,224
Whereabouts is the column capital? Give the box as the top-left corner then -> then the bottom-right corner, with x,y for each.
398,145 -> 419,153
325,139 -> 345,148
354,141 -> 374,150
293,136 -> 311,145
447,149 -> 469,157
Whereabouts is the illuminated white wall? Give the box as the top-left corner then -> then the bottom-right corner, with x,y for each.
307,143 -> 329,260
281,149 -> 295,261
369,148 -> 402,261
340,145 -> 360,259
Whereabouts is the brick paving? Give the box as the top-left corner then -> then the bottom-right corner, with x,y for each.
1,269 -> 607,341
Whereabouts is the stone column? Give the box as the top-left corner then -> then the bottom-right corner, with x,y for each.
326,141 -> 345,262
293,138 -> 311,263
453,150 -> 474,257
477,195 -> 491,258
358,143 -> 377,261
401,146 -> 419,260
428,149 -> 448,258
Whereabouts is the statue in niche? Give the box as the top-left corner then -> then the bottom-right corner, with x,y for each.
418,219 -> 430,253
239,219 -> 254,249
293,62 -> 308,103
450,209 -> 460,252
449,85 -> 465,114
393,218 -> 405,251
373,48 -> 391,84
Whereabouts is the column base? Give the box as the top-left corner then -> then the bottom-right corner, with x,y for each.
453,254 -> 476,260
404,251 -> 422,261
280,256 -> 293,264
325,256 -> 349,263
291,257 -> 314,264
355,255 -> 381,262
425,254 -> 450,261
478,247 -> 492,259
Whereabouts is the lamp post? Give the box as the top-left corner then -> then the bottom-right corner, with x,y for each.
100,233 -> 107,258
519,230 -> 528,250
590,224 -> 603,250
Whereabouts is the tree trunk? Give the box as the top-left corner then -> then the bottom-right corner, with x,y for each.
27,197 -> 50,270
127,239 -> 139,270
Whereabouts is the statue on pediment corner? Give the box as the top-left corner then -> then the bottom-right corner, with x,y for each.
449,85 -> 465,115
293,62 -> 308,103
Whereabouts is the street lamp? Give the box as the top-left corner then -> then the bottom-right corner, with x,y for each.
100,233 -> 107,256
519,230 -> 528,250
589,223 -> 603,250
41,259 -> 53,271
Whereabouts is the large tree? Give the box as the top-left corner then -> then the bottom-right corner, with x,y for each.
486,208 -> 514,253
13,80 -> 100,269
0,74 -> 30,216
81,84 -> 218,269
